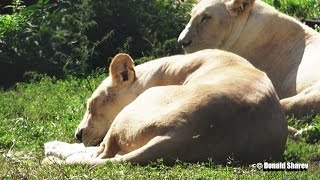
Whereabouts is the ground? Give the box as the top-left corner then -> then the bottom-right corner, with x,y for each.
0,74 -> 319,179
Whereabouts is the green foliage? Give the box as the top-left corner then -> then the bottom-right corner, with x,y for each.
0,0 -> 28,38
1,0 -> 318,86
4,0 -> 26,13
0,14 -> 25,38
87,0 -> 194,68
0,0 -> 194,86
0,0 -> 95,79
263,0 -> 320,19
0,76 -> 320,178
315,24 -> 320,32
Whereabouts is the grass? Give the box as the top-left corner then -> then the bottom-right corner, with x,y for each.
0,74 -> 320,179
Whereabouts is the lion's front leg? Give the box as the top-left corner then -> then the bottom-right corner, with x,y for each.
94,134 -> 120,159
67,135 -> 180,165
65,135 -> 120,165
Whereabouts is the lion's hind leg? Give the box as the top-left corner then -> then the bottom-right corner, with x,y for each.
281,82 -> 320,137
281,82 -> 320,119
109,135 -> 181,165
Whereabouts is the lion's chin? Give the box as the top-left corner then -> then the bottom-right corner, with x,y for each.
183,46 -> 199,54
82,138 -> 103,147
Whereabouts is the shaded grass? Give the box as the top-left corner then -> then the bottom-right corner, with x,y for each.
0,74 -> 320,179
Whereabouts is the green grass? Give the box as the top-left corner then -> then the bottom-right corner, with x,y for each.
1,74 -> 320,179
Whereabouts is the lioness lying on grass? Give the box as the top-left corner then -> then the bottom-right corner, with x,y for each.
44,49 -> 287,165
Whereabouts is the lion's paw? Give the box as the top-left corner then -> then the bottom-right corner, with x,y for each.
44,140 -> 86,159
65,152 -> 96,164
42,155 -> 65,164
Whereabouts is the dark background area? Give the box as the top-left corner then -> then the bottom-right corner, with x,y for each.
1,0 -> 37,14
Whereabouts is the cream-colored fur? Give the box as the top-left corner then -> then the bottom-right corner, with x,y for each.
178,0 -> 320,118
44,49 -> 287,165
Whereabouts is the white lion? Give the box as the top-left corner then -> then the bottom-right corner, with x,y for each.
178,0 -> 320,118
44,49 -> 287,165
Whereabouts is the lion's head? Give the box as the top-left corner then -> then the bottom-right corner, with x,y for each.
75,54 -> 138,146
178,0 -> 255,53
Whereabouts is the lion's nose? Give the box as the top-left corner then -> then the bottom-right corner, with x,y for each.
178,35 -> 192,48
178,28 -> 192,48
180,39 -> 192,48
75,129 -> 83,142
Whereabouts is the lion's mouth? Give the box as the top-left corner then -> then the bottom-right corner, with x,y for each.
181,39 -> 192,48
82,138 -> 103,147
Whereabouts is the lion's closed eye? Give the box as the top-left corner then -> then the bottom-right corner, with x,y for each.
200,14 -> 211,23
88,99 -> 96,115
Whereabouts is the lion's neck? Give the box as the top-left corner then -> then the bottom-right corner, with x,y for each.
224,1 -> 314,97
226,1 -> 311,58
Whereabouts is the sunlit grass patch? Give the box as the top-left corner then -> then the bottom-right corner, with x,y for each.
0,74 -> 319,179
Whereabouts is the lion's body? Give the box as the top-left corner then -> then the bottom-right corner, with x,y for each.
178,0 -> 320,117
103,61 -> 286,164
44,49 -> 287,165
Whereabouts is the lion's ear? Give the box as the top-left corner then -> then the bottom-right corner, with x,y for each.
225,0 -> 255,16
109,53 -> 136,87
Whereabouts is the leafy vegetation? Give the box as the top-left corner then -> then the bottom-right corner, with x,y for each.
315,25 -> 320,32
0,0 -> 194,86
0,0 -> 318,86
0,75 -> 320,179
0,0 -> 96,88
263,0 -> 320,19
